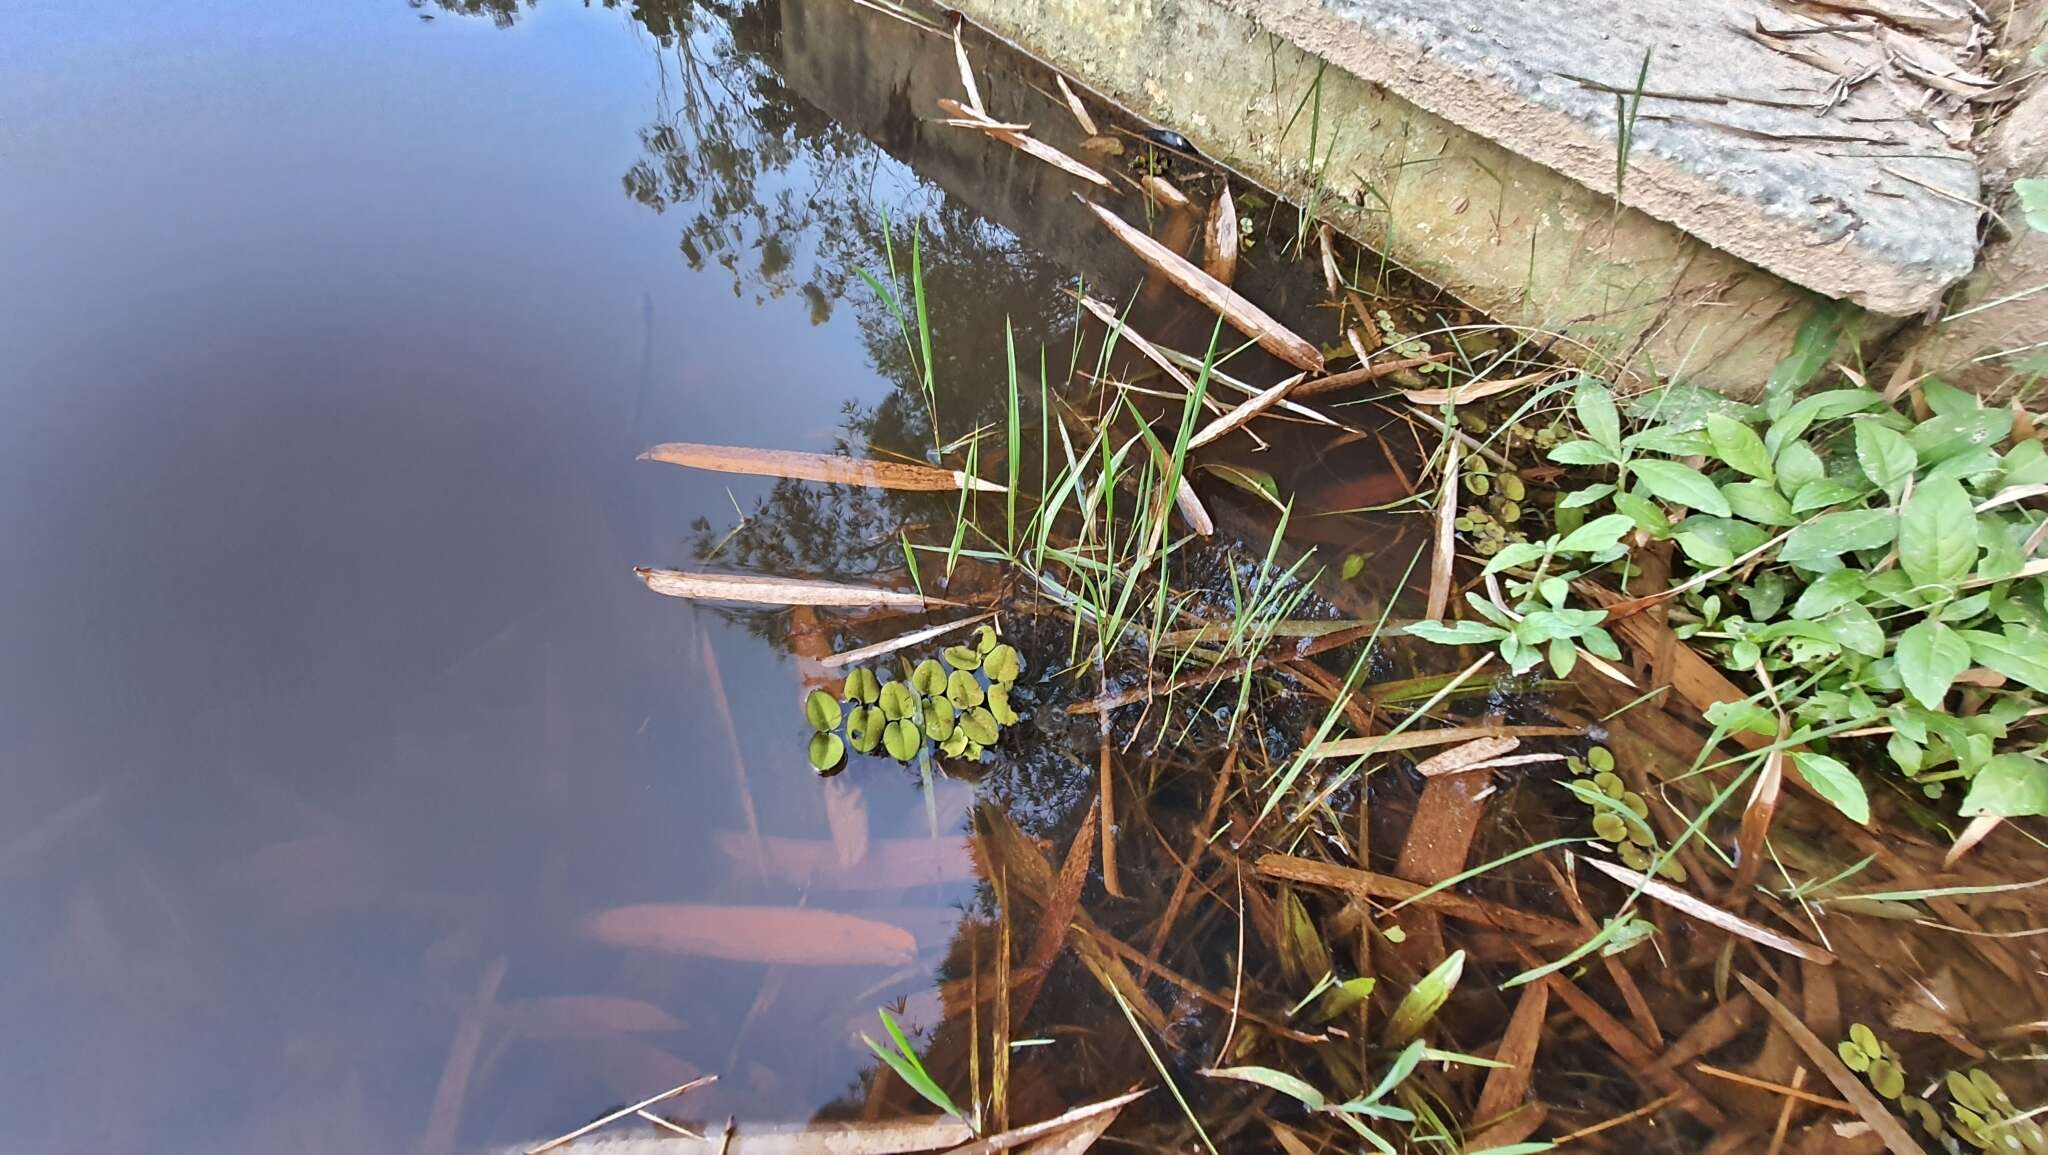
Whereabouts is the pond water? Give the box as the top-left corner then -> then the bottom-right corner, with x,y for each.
0,2 -> 1450,1151
0,2 -> 1069,1150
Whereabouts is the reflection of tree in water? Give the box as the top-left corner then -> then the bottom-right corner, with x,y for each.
437,0 -> 1080,585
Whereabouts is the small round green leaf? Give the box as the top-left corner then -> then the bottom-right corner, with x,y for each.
1587,745 -> 1614,772
962,706 -> 999,746
879,681 -> 917,721
845,667 -> 881,705
947,668 -> 985,709
1868,1058 -> 1905,1100
808,732 -> 845,773
1839,1040 -> 1872,1071
939,728 -> 970,757
1968,1069 -> 2011,1113
882,718 -> 921,761
984,644 -> 1022,685
1950,1070 -> 1991,1114
943,645 -> 981,671
1592,812 -> 1627,842
974,624 -> 999,655
911,659 -> 948,696
924,696 -> 956,740
846,705 -> 882,754
988,684 -> 1019,726
805,689 -> 842,732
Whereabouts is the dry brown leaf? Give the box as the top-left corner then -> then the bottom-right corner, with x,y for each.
1202,187 -> 1238,287
1400,369 -> 1559,406
1511,944 -> 1725,1127
1172,475 -> 1215,536
947,1090 -> 1145,1154
1306,724 -> 1578,761
1265,1122 -> 1317,1155
1317,223 -> 1342,297
951,22 -> 984,116
1464,1106 -> 1548,1152
1186,372 -> 1309,449
1580,857 -> 1835,964
820,613 -> 997,669
637,569 -> 953,609
1649,993 -> 1753,1075
1734,719 -> 1789,899
1413,735 -> 1519,778
934,116 -> 1032,131
1139,175 -> 1190,212
498,995 -> 683,1039
1074,297 -> 1202,396
1474,982 -> 1549,1126
1292,352 -> 1457,397
1945,813 -> 2001,868
619,1116 -> 969,1154
1053,73 -> 1097,136
1009,797 -> 1100,1023
1255,853 -> 1582,945
938,99 -> 1113,190
1392,769 -> 1488,962
1426,436 -> 1459,621
714,832 -> 975,890
641,442 -> 1002,493
1736,974 -> 1930,1155
1080,200 -> 1322,370
581,903 -> 917,967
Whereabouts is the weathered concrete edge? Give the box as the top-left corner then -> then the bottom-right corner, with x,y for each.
950,0 -> 1885,396
1234,0 -> 1968,318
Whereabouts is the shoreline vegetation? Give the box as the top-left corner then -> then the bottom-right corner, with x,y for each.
540,8 -> 2047,1154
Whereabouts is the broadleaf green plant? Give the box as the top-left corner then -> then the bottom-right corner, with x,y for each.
1411,362 -> 2048,823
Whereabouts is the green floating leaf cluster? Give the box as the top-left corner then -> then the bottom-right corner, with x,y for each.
1454,452 -> 1532,558
1564,744 -> 1684,882
803,625 -> 1026,773
1840,1024 -> 2047,1153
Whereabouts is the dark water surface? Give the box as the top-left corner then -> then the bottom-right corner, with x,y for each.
0,2 -> 1135,1149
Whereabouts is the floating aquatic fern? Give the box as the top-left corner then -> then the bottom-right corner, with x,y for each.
804,625 -> 1026,773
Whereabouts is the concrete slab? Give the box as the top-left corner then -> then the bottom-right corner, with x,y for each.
1274,0 -> 1983,317
950,0 -> 1992,393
